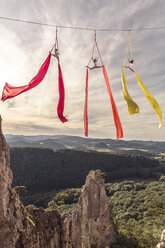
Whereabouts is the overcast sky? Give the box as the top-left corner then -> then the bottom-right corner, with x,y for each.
0,0 -> 165,141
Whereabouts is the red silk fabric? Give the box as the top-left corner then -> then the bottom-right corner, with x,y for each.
84,68 -> 88,136
84,66 -> 123,139
102,66 -> 123,139
1,53 -> 51,101
57,62 -> 67,123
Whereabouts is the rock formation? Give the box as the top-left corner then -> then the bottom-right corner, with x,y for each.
157,230 -> 165,248
0,116 -> 117,248
61,170 -> 117,248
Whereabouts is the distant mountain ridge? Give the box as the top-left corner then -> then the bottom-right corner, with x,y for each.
5,134 -> 165,158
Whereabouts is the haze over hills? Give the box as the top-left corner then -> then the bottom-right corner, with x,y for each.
5,134 -> 165,158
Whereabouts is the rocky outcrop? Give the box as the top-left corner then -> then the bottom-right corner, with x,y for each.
0,115 -> 24,247
0,115 -> 12,216
0,116 -> 117,248
0,115 -> 29,247
157,230 -> 165,248
15,205 -> 61,248
61,170 -> 117,248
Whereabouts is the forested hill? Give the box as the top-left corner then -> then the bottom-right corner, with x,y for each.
9,147 -> 165,247
5,134 -> 165,156
10,147 -> 165,195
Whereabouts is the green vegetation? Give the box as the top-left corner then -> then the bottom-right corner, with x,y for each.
10,147 -> 165,247
25,215 -> 36,227
10,147 -> 165,206
46,188 -> 81,213
55,192 -> 68,205
107,180 -> 165,247
47,200 -> 58,211
96,171 -> 107,179
46,180 -> 165,247
46,199 -> 77,214
13,185 -> 27,194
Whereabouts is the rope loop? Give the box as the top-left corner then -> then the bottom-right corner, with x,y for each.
87,31 -> 104,67
123,30 -> 135,72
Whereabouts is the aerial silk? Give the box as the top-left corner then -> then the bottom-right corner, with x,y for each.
1,53 -> 51,101
54,27 -> 67,123
84,31 -> 123,139
84,68 -> 88,136
103,66 -> 123,139
57,62 -> 67,123
121,68 -> 139,115
122,32 -> 162,129
135,73 -> 162,129
1,30 -> 68,123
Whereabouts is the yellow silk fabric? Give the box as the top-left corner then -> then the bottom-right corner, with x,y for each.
135,73 -> 162,129
122,32 -> 162,129
121,68 -> 139,115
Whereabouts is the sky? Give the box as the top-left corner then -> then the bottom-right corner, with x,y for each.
0,0 -> 165,141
